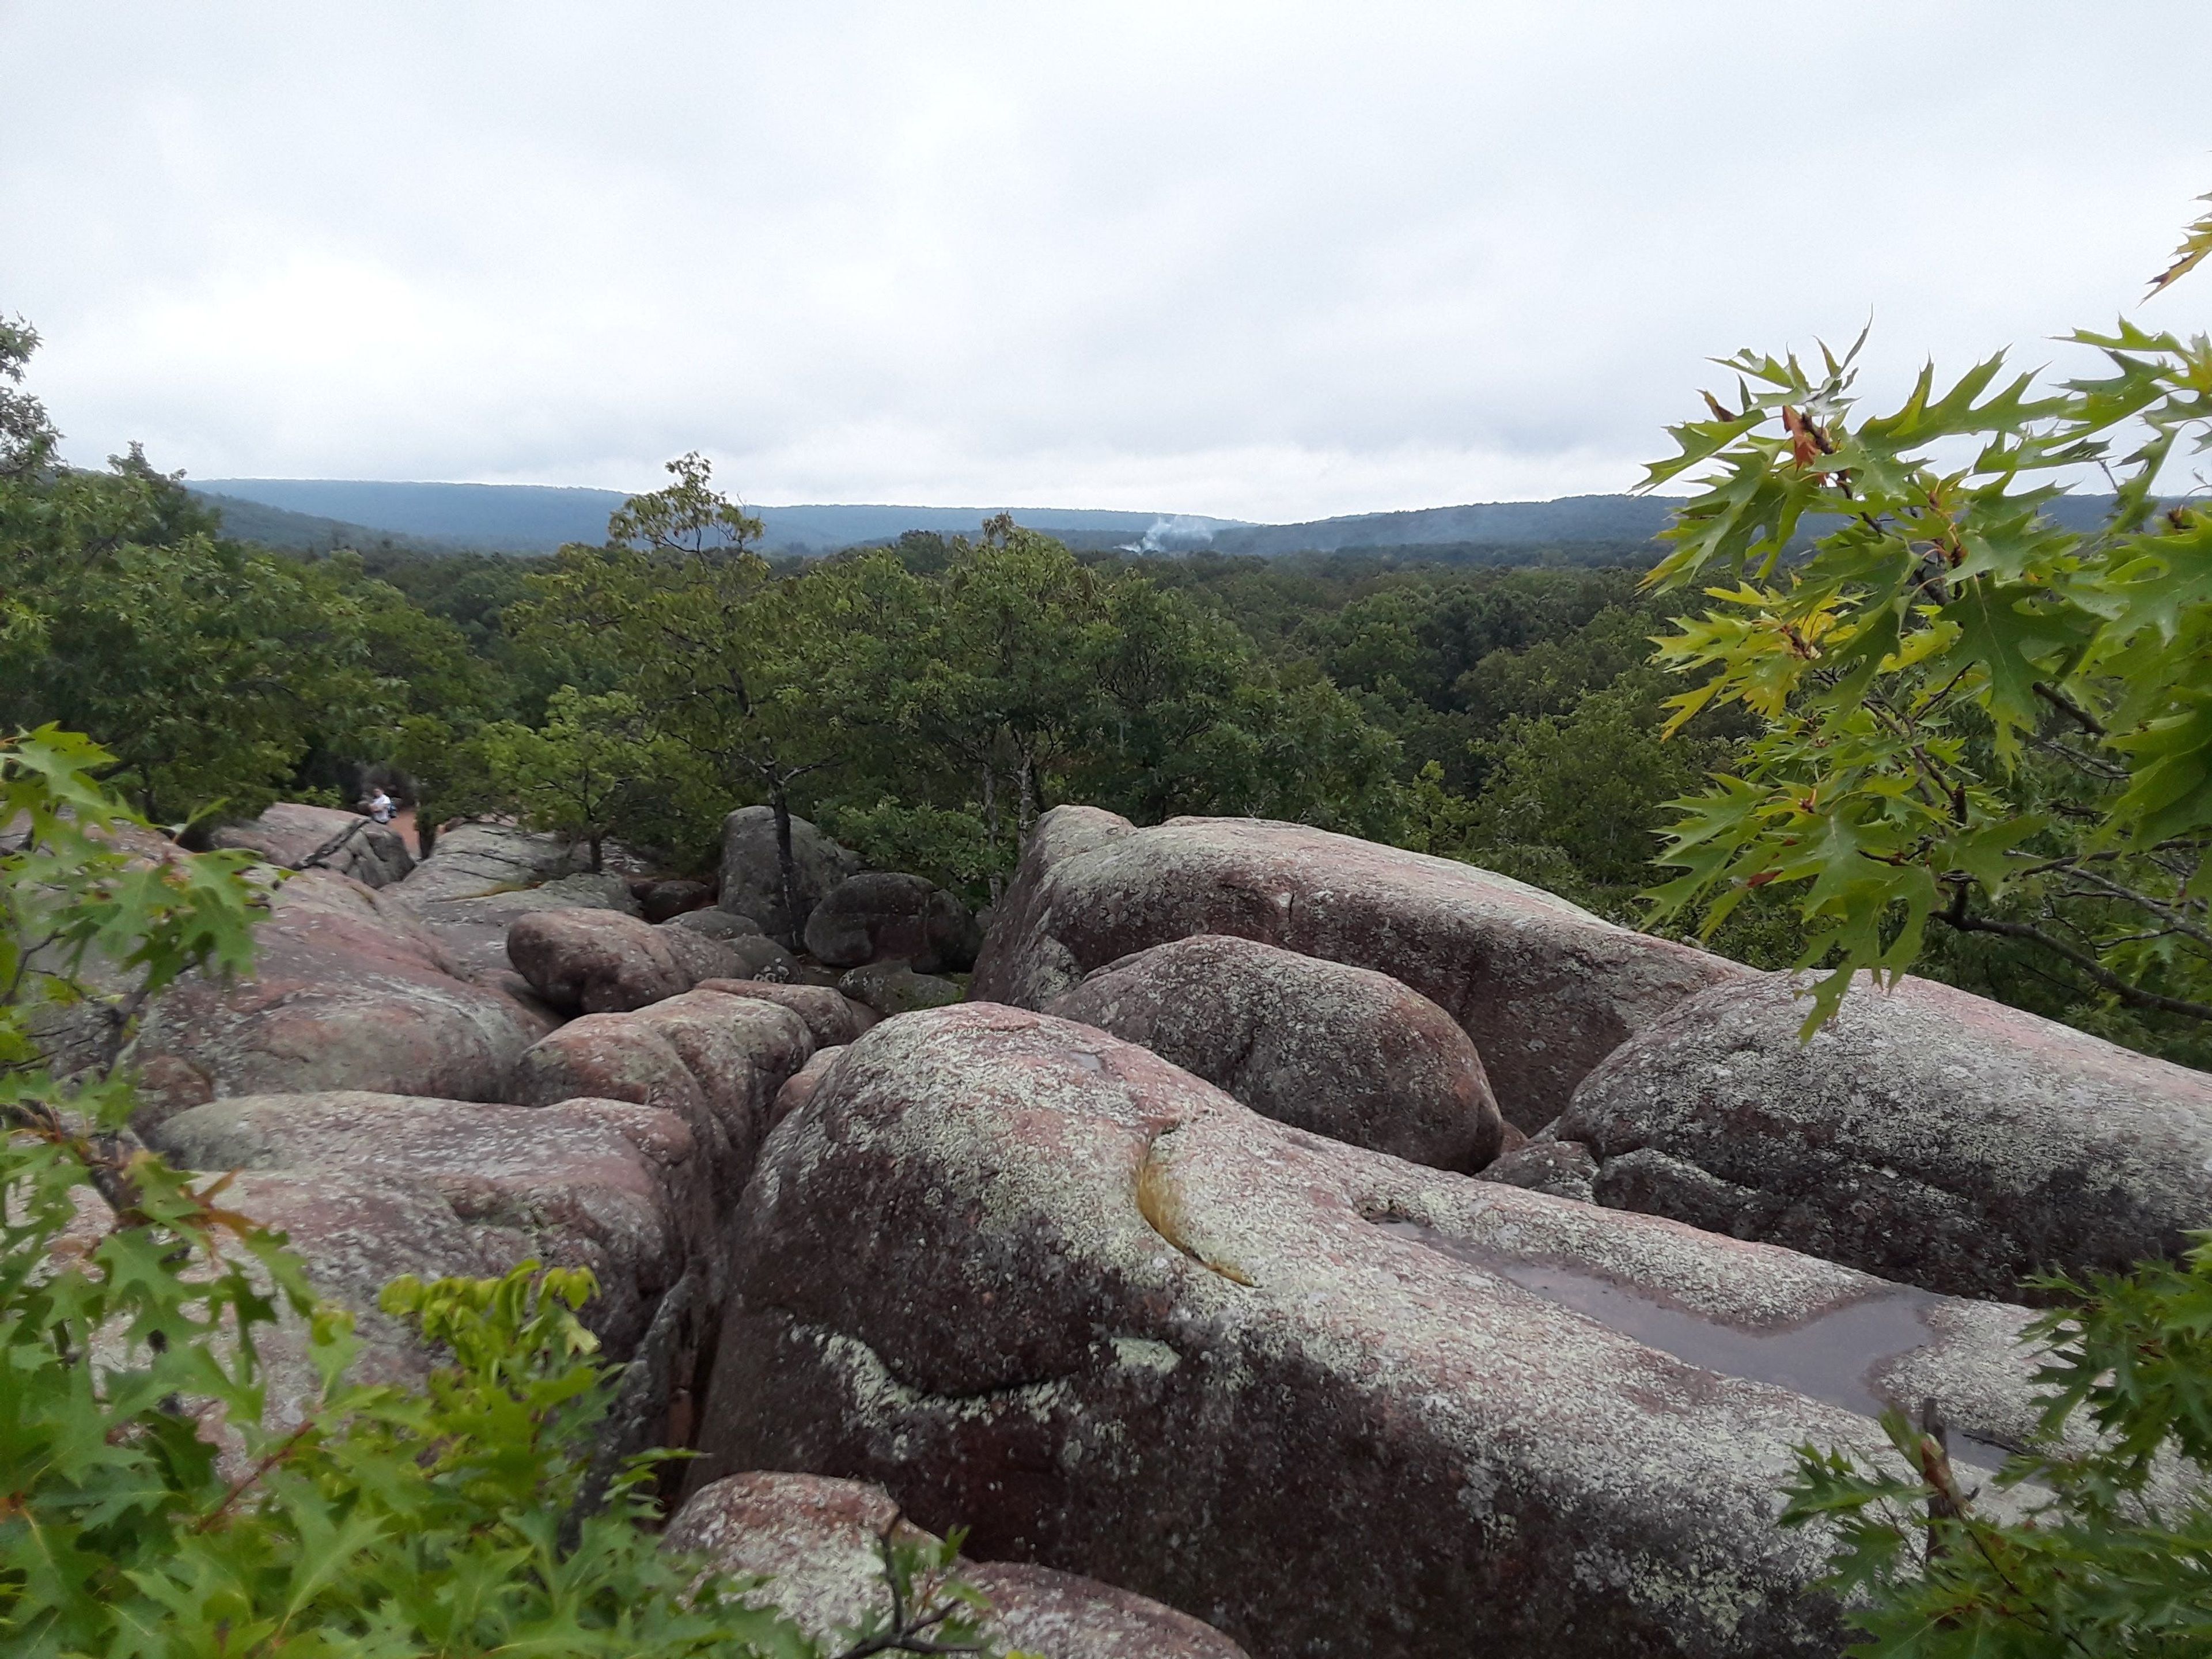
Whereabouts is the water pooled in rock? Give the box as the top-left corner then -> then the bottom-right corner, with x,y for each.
1376,1218 -> 2010,1468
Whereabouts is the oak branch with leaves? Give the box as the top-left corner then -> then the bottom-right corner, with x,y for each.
1641,197 -> 2212,1034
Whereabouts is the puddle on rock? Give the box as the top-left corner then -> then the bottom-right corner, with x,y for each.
1376,1219 -> 2010,1468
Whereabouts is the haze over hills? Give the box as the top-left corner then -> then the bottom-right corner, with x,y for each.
188,476 -> 1688,558
187,475 -> 2137,563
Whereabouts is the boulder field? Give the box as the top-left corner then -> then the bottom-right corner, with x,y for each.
972,806 -> 1748,1128
690,1005 -> 2064,1659
64,802 -> 2212,1657
210,800 -> 415,889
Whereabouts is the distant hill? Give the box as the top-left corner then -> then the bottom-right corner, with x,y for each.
190,479 -> 1247,555
190,477 -> 2143,563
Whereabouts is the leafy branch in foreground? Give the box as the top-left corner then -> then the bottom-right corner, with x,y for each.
1784,1237 -> 2212,1656
1640,196 -> 2212,1033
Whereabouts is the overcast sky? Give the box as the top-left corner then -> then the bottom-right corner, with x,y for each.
2,3 -> 2205,522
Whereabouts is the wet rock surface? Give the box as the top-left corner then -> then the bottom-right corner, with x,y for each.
508,988 -> 814,1203
803,872 -> 982,973
210,801 -> 415,888
971,806 -> 1748,1128
132,869 -> 554,1131
691,1004 -> 2056,1659
1560,973 -> 2212,1300
1047,933 -> 1503,1171
666,1471 -> 1249,1658
718,806 -> 861,943
507,908 -> 744,1013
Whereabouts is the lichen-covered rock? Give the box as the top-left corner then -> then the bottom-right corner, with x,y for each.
718,806 -> 861,944
836,961 -> 963,1017
507,909 -> 743,1013
147,1089 -> 711,1357
691,1005 -> 2059,1659
131,869 -> 554,1133
694,981 -> 878,1048
971,808 -> 1747,1129
802,872 -> 982,974
143,1090 -> 713,1445
1047,934 -> 1503,1171
210,801 -> 415,888
666,1472 -> 1248,1658
508,990 -> 813,1200
1478,1137 -> 1600,1203
1560,972 -> 2212,1301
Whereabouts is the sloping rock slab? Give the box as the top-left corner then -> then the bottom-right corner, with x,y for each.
388,820 -> 588,905
971,808 -> 1747,1128
692,1005 -> 2057,1659
509,909 -> 743,1013
210,801 -> 415,888
1559,972 -> 2212,1300
509,990 -> 814,1203
667,1471 -> 1248,1658
132,869 -> 554,1132
1047,933 -> 1503,1171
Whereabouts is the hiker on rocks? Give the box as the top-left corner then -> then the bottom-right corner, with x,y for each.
366,787 -> 396,825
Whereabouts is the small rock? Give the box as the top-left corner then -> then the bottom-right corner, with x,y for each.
769,1044 -> 846,1127
666,907 -> 767,941
638,878 -> 714,923
803,872 -> 982,974
506,910 -> 741,1013
1477,1139 -> 1599,1203
694,981 -> 878,1048
837,961 -> 963,1017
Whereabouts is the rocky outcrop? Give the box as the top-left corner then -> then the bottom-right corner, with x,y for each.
508,989 -> 814,1203
836,961 -> 963,1017
132,869 -> 554,1132
1046,934 -> 1503,1171
143,1090 -> 714,1444
210,802 -> 415,889
1560,972 -> 2212,1301
666,1471 -> 1248,1658
971,808 -> 1748,1129
718,806 -> 860,944
692,1005 -> 2059,1659
694,981 -> 877,1048
387,820 -> 588,906
803,872 -> 982,974
507,910 -> 744,1013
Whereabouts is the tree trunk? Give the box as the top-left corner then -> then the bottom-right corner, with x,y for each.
771,787 -> 803,948
588,829 -> 604,874
981,765 -> 1002,906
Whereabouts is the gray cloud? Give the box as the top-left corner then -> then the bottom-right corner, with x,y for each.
2,1 -> 2204,520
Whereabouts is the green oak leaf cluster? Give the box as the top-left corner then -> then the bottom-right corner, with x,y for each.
1641,202 -> 2212,1038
